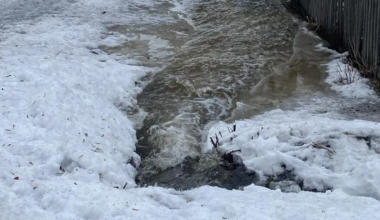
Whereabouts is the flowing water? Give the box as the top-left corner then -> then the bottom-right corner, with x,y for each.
101,0 -> 339,190
136,0 -> 298,185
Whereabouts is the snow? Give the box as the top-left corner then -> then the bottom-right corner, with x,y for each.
3,183 -> 380,220
326,58 -> 377,99
0,0 -> 162,216
314,43 -> 377,99
0,9 -> 148,190
1,0 -> 380,219
207,106 -> 380,199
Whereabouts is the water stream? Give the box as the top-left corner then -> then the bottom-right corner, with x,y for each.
101,0 -> 353,190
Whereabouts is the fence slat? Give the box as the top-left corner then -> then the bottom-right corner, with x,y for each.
291,0 -> 380,78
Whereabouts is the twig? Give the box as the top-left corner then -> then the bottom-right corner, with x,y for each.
210,137 -> 220,153
123,182 -> 128,189
215,134 -> 220,146
311,142 -> 335,157
55,50 -> 63,57
223,149 -> 241,156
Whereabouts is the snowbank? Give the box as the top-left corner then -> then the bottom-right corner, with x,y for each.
325,58 -> 377,99
315,43 -> 377,99
207,108 -> 380,199
0,0 -> 153,191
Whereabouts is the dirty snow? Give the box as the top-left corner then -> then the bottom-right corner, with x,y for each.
1,0 -> 380,219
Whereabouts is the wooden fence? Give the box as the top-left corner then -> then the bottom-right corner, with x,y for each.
291,0 -> 380,79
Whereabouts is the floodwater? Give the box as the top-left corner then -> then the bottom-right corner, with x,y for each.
101,0 -> 368,190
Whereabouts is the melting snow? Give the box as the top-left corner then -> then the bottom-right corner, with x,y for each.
1,0 -> 380,219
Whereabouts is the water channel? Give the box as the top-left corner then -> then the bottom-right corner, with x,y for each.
100,0 -> 370,190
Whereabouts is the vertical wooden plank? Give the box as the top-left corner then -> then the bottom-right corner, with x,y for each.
293,0 -> 379,79
377,0 -> 380,77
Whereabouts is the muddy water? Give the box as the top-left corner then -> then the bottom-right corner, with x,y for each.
135,0 -> 301,188
138,0 -> 297,172
101,0 -> 338,190
227,27 -> 335,122
136,0 -> 298,175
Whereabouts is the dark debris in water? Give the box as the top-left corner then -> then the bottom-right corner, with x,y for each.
137,156 -> 333,193
137,156 -> 259,190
